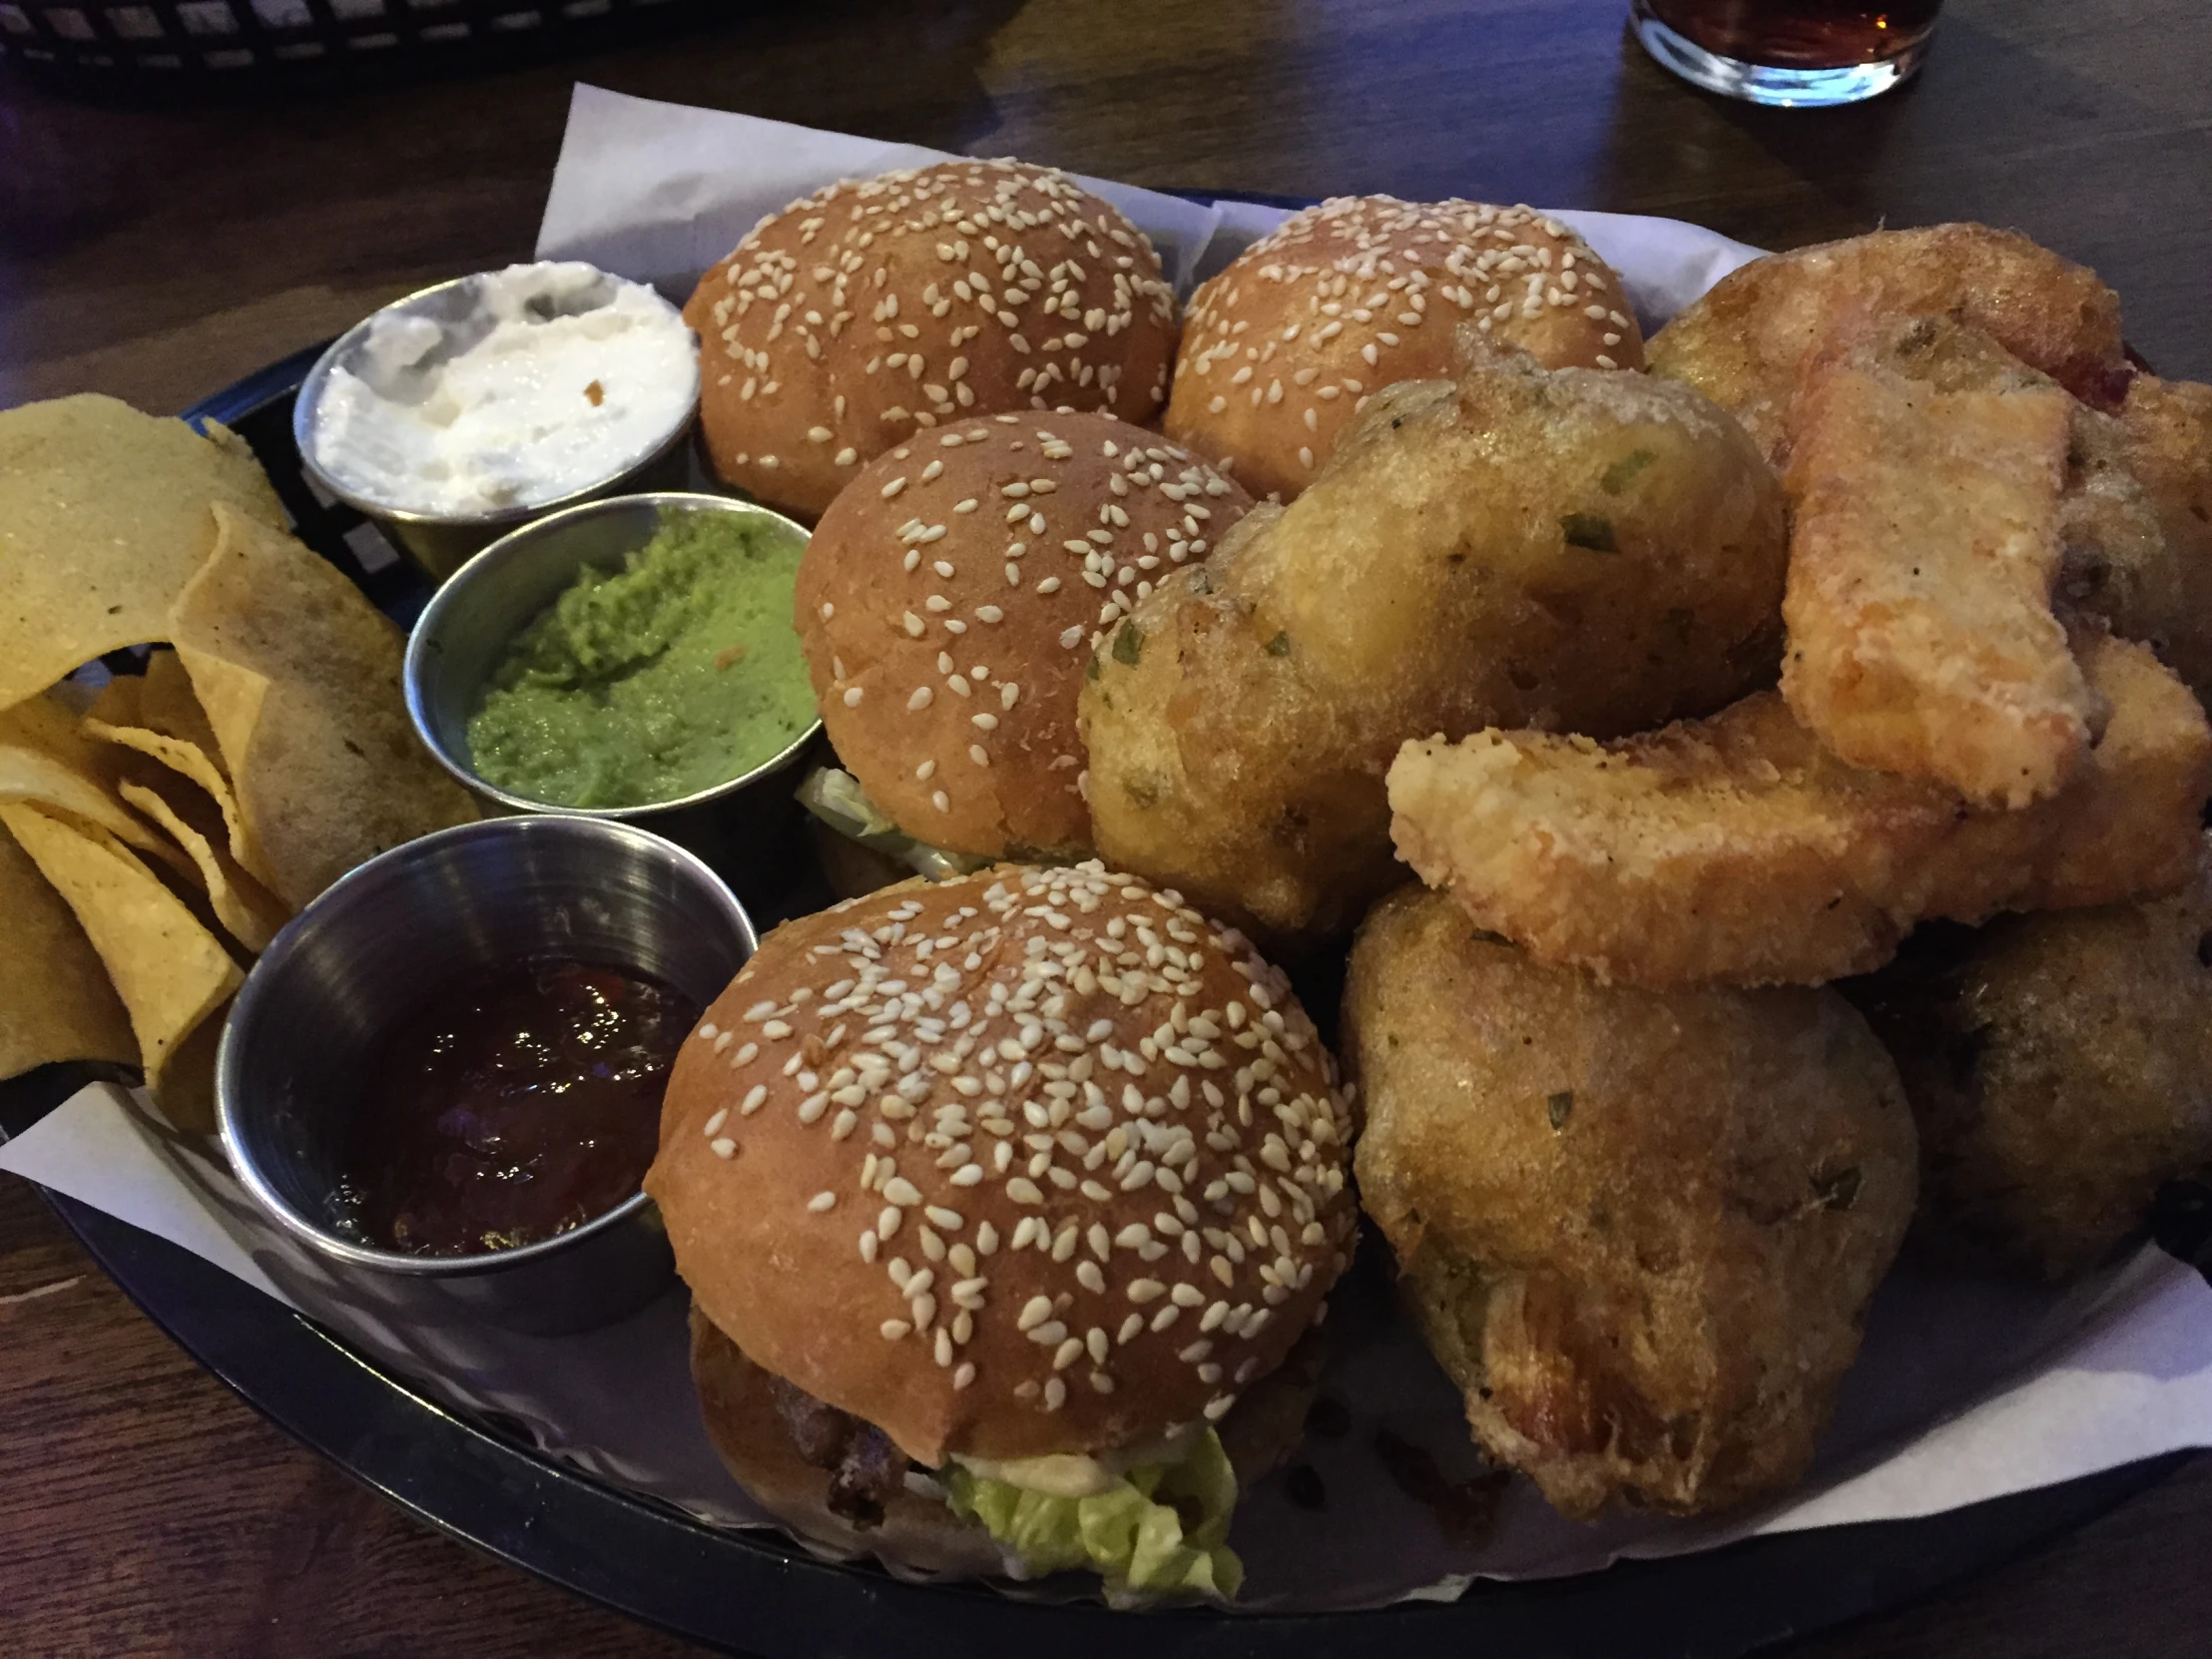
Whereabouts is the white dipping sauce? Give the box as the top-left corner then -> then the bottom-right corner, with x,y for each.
309,262 -> 698,517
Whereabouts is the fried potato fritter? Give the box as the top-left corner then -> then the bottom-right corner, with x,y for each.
1647,225 -> 2130,466
1078,348 -> 1788,937
1388,631 -> 2212,988
1781,318 -> 2089,807
1846,839 -> 2212,1281
1345,887 -> 1916,1519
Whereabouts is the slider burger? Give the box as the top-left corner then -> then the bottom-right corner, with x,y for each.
647,863 -> 1358,1598
686,160 -> 1182,521
1164,196 -> 1644,500
797,411 -> 1255,859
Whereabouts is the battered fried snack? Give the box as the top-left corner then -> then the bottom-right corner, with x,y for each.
2056,397 -> 2194,690
1388,630 -> 2212,988
2116,374 -> 2212,701
1781,317 -> 2088,807
1079,348 -> 1789,937
1647,225 -> 2130,466
1845,840 -> 2212,1282
1346,886 -> 1916,1520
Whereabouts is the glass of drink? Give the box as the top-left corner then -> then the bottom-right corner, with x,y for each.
1631,0 -> 1941,107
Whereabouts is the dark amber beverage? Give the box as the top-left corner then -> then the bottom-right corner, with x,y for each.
1633,0 -> 1940,105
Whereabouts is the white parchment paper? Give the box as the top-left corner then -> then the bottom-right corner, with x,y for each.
6,85 -> 2210,1611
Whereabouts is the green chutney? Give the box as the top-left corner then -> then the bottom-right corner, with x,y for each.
467,509 -> 817,809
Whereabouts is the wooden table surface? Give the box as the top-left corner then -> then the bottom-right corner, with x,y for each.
4,1 -> 2211,1653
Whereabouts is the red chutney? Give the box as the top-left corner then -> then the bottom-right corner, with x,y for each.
338,959 -> 698,1257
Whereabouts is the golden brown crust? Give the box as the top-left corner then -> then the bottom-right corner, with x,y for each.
796,413 -> 1252,857
1387,631 -> 2212,989
686,161 -> 1178,520
1647,224 -> 2131,467
646,865 -> 1358,1469
1781,318 -> 2089,808
1164,198 -> 1642,501
1847,837 -> 2212,1281
1344,886 -> 1917,1520
1083,350 -> 1787,939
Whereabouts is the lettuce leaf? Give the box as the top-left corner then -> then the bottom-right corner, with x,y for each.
942,1428 -> 1244,1601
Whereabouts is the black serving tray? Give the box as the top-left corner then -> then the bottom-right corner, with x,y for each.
3,287 -> 2204,1659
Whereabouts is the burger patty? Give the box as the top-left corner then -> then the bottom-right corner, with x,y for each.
766,1372 -> 911,1528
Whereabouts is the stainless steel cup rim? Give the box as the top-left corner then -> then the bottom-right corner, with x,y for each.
402,490 -> 825,820
215,815 -> 754,1279
290,266 -> 701,532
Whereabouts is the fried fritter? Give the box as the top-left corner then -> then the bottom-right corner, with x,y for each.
1388,630 -> 2212,988
1345,886 -> 1916,1520
1781,317 -> 2088,807
1647,225 -> 2130,467
2057,396 -> 2194,688
1847,839 -> 2212,1281
2116,375 -> 2212,701
1077,348 -> 1788,937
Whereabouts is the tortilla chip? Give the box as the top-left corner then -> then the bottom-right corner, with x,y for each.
86,673 -> 143,728
117,778 -> 289,954
147,1005 -> 227,1138
168,505 -> 478,909
0,821 -> 137,1079
84,687 -> 260,890
0,802 -> 243,1130
0,395 -> 286,712
139,648 -> 229,764
0,691 -> 190,873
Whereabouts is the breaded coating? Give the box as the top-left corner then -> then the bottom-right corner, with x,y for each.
1078,349 -> 1788,937
1345,886 -> 1916,1520
1847,839 -> 2212,1280
1388,631 -> 2212,988
2117,375 -> 2212,702
2056,397 -> 2193,688
1781,318 -> 2088,807
1647,225 -> 2130,466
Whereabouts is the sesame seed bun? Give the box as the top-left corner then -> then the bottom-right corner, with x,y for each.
797,412 -> 1255,858
647,865 -> 1359,1470
686,160 -> 1181,521
1164,197 -> 1646,500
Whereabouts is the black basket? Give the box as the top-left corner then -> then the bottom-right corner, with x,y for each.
0,0 -> 709,89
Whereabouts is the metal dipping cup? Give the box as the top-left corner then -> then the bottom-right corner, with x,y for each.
293,269 -> 699,584
216,816 -> 757,1336
402,491 -> 825,835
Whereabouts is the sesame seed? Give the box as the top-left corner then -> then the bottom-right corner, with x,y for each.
808,1191 -> 837,1212
908,687 -> 933,711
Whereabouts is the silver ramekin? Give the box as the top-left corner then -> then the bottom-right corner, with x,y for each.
293,268 -> 699,584
216,816 -> 757,1336
401,491 -> 825,825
